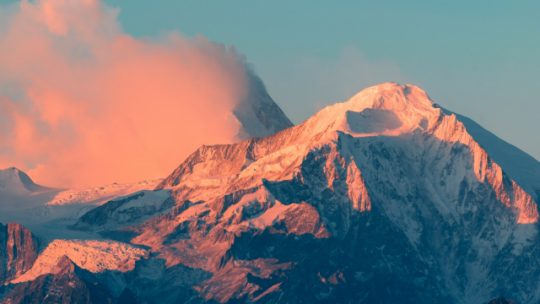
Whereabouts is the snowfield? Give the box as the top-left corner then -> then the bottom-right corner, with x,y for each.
11,239 -> 148,283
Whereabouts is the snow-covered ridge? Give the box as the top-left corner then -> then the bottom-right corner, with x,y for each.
11,240 -> 148,283
450,110 -> 540,202
0,170 -> 166,241
75,189 -> 172,230
47,179 -> 162,206
0,167 -> 51,194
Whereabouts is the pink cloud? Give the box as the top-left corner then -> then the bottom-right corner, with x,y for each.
0,0 -> 257,187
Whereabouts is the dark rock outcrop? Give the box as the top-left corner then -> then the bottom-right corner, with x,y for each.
0,223 -> 38,285
487,297 -> 516,304
1,256 -> 114,304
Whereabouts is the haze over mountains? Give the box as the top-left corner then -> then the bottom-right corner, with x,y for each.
1,83 -> 539,303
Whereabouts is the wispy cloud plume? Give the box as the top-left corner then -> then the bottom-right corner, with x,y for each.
0,0 -> 255,187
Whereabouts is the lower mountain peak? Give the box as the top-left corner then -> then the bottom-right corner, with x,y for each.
0,167 -> 49,194
3,255 -> 118,304
50,255 -> 77,275
11,239 -> 148,284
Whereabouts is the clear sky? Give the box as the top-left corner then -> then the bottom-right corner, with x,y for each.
2,0 -> 538,160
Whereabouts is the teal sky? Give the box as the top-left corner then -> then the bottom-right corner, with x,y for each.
4,0 -> 539,160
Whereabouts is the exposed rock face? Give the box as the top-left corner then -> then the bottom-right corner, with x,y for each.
1,256 -> 115,304
0,223 -> 38,285
73,190 -> 173,237
234,71 -> 293,139
450,111 -> 540,203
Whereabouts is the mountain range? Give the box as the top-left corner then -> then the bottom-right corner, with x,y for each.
1,83 -> 539,303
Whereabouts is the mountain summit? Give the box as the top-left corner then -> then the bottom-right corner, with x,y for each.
0,167 -> 48,194
300,82 -> 440,138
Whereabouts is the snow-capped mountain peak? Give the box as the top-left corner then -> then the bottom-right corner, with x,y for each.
275,83 -> 537,225
157,83 -> 538,228
302,82 -> 441,140
0,167 -> 49,194
348,82 -> 434,111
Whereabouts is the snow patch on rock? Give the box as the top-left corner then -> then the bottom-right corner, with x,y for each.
47,179 -> 162,206
11,240 -> 147,283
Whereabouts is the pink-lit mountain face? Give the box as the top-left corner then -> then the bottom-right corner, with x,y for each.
2,83 -> 540,304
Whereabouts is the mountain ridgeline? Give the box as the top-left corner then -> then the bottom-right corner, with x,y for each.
1,83 -> 540,303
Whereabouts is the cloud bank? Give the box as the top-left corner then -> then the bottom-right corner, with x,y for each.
0,0 -> 256,187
